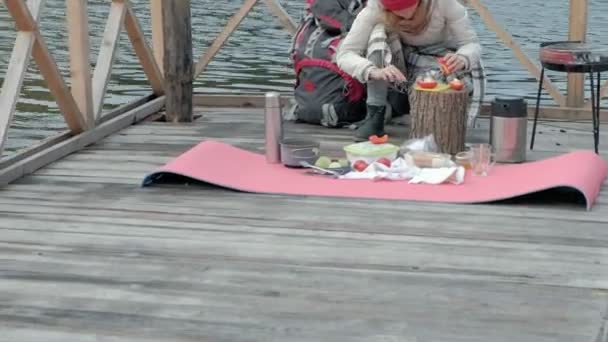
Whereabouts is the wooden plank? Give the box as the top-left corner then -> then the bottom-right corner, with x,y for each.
567,0 -> 587,107
0,94 -> 154,169
0,96 -> 165,186
466,0 -> 567,107
0,0 -> 44,155
149,0 -> 164,75
193,0 -> 259,79
262,0 -> 297,35
92,0 -> 126,119
2,0 -> 37,31
65,0 -> 95,128
162,0 -> 193,122
2,200 -> 608,248
124,2 -> 164,95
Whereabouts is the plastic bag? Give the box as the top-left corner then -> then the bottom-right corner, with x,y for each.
400,134 -> 438,154
400,135 -> 455,169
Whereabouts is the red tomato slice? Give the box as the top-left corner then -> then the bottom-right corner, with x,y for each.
417,80 -> 438,89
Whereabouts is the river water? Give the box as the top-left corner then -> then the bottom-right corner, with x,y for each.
0,0 -> 606,155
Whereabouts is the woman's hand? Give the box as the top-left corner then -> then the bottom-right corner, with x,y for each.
369,65 -> 407,83
443,53 -> 467,73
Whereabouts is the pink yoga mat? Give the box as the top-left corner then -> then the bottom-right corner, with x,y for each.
143,140 -> 608,210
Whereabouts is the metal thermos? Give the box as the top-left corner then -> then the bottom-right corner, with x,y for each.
489,97 -> 528,163
264,92 -> 283,163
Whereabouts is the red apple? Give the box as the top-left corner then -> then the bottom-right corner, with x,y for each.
376,157 -> 392,167
353,160 -> 368,172
449,79 -> 464,91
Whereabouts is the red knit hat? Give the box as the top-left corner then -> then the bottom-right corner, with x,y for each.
380,0 -> 419,11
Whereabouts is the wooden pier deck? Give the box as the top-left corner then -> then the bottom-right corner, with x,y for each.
1,106 -> 607,342
2,0 -> 608,340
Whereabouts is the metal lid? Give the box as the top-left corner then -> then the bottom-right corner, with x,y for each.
491,96 -> 528,118
265,92 -> 281,108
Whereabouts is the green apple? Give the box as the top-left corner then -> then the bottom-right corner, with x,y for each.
315,156 -> 331,169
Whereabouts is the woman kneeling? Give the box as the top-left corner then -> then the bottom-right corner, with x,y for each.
336,0 -> 482,141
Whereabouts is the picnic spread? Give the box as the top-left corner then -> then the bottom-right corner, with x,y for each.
269,61 -> 500,186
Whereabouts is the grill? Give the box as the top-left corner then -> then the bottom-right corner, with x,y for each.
539,41 -> 608,72
531,41 -> 607,154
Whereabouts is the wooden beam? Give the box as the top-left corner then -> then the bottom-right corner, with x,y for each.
194,0 -> 258,79
92,0 -> 126,120
65,0 -> 95,128
192,93 -> 608,121
466,0 -> 567,107
0,96 -> 165,187
567,0 -> 587,107
124,2 -> 164,95
163,0 -> 193,122
0,0 -> 44,155
3,0 -> 38,31
149,0 -> 164,74
262,0 -> 297,35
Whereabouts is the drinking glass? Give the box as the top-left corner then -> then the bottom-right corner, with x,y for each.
470,143 -> 495,176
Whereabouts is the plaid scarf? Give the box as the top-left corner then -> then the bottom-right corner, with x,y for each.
366,23 -> 486,128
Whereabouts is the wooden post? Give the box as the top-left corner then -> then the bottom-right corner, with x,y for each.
409,88 -> 469,155
65,0 -> 95,128
567,0 -> 587,108
150,0 -> 164,74
162,1 -> 193,122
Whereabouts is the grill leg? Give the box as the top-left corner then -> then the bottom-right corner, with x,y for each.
530,67 -> 545,150
590,71 -> 598,154
595,72 -> 601,153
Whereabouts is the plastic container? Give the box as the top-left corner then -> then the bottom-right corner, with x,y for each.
280,139 -> 320,168
343,141 -> 400,165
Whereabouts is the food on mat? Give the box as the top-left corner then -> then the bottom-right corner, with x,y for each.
449,78 -> 464,91
314,156 -> 332,169
408,151 -> 453,168
344,141 -> 400,167
329,162 -> 342,169
353,160 -> 369,172
376,157 -> 392,167
369,134 -> 389,144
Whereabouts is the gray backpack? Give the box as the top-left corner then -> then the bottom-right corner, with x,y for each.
288,0 -> 368,127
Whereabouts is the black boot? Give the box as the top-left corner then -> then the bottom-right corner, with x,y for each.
354,105 -> 386,142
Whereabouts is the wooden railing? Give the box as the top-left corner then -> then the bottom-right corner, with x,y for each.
0,0 -> 605,184
189,0 -> 606,116
0,0 -> 165,157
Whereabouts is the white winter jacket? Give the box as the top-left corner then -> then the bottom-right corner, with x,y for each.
336,0 -> 482,83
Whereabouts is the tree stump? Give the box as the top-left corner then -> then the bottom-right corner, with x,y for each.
409,88 -> 468,155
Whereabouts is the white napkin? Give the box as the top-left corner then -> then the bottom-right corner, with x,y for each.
339,157 -> 465,185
